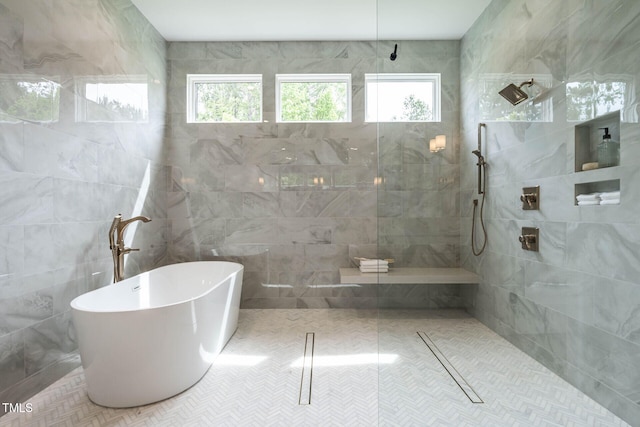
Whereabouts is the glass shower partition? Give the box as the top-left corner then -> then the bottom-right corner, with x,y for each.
374,5 -> 464,423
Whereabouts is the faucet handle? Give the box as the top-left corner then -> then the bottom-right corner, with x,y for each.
122,247 -> 140,255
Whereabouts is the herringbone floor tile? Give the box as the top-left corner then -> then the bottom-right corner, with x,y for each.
1,309 -> 630,426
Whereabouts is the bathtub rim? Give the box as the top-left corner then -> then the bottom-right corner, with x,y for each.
70,261 -> 244,314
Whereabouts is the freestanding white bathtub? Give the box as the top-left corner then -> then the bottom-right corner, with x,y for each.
70,261 -> 244,408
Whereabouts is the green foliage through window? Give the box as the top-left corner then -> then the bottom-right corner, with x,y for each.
365,74 -> 440,122
196,81 -> 262,122
0,79 -> 60,122
279,81 -> 348,122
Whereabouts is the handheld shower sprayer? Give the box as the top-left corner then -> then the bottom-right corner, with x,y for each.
472,123 -> 488,256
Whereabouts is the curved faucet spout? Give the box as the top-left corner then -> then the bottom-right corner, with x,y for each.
116,215 -> 152,243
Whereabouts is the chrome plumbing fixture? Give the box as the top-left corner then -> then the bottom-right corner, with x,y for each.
390,43 -> 398,61
519,227 -> 539,252
499,78 -> 534,105
520,186 -> 540,210
109,214 -> 151,282
472,123 -> 488,256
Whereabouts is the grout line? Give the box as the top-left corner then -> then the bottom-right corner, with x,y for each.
417,331 -> 483,404
298,332 -> 315,405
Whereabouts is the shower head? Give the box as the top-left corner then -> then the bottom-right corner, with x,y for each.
390,43 -> 398,61
499,78 -> 534,106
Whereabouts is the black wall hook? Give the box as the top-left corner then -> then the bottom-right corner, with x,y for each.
390,44 -> 398,61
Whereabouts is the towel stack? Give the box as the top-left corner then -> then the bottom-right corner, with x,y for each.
600,190 -> 620,205
576,191 -> 620,206
358,259 -> 389,273
576,192 -> 600,206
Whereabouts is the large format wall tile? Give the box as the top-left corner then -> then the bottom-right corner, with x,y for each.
460,1 -> 640,424
0,0 -> 167,405
167,40 -> 461,305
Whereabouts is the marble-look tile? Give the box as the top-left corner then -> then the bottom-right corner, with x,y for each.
295,138 -> 350,165
0,287 -> 53,335
24,311 -> 76,376
225,165 -> 279,192
565,222 -> 640,284
170,218 -> 226,261
303,244 -> 349,271
0,123 -> 24,172
0,329 -> 25,391
171,164 -> 225,192
23,125 -> 98,182
462,2 -> 640,421
278,218 -> 333,245
0,0 -> 168,404
0,225 -> 24,276
266,244 -> 304,267
481,251 -> 525,294
224,218 -> 278,245
524,261 -> 595,325
168,191 -> 242,219
0,172 -> 53,225
0,2 -> 24,74
566,316 -> 640,404
332,218 -> 376,245
24,223 -> 101,274
593,277 -> 640,346
563,362 -> 640,425
290,191 -> 351,217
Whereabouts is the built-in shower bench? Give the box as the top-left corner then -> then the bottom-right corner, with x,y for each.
338,268 -> 479,285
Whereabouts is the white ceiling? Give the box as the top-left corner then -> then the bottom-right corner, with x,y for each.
130,0 -> 492,42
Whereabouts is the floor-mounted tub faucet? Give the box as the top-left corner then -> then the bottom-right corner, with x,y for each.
108,214 -> 151,282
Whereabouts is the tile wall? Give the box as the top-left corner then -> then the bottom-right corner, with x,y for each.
460,0 -> 640,424
166,40 -> 461,309
0,0 -> 167,407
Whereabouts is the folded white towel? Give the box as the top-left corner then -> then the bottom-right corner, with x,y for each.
360,259 -> 388,267
576,193 -> 600,202
600,199 -> 620,205
599,191 -> 620,200
578,200 -> 600,206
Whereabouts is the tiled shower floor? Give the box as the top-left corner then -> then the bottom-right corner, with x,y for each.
2,309 -> 630,426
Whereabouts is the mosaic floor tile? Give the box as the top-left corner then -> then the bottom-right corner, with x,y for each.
1,309 -> 629,426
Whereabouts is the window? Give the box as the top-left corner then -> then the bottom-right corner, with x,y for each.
276,74 -> 351,123
365,73 -> 441,122
75,75 -> 148,123
187,74 -> 262,123
0,75 -> 60,123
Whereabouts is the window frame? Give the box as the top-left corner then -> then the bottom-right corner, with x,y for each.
275,73 -> 352,123
364,73 -> 441,123
186,74 -> 263,124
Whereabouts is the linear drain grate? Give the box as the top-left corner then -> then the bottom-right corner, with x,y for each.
298,332 -> 315,405
417,331 -> 483,404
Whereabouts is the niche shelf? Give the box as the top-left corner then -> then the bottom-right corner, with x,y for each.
574,179 -> 620,206
574,110 -> 620,173
574,111 -> 621,206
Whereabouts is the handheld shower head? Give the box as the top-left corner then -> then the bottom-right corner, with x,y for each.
499,78 -> 534,106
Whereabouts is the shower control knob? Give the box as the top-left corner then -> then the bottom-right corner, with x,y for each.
519,227 -> 539,252
520,186 -> 540,210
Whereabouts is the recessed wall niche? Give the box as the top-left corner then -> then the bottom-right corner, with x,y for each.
574,110 -> 621,172
574,111 -> 621,206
